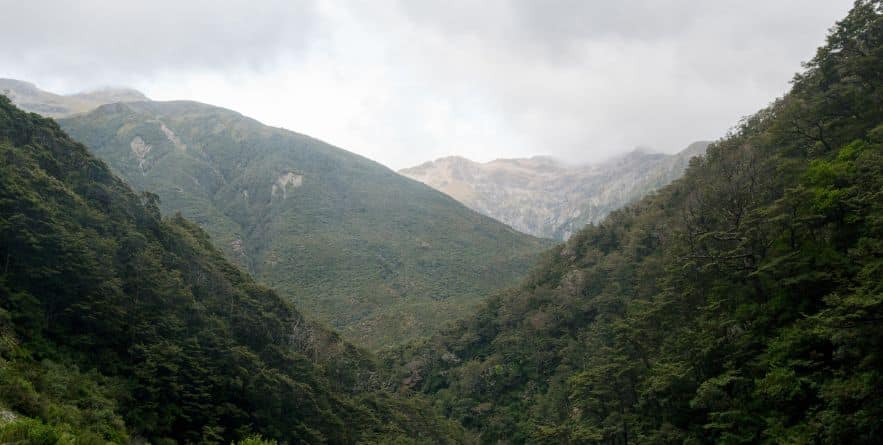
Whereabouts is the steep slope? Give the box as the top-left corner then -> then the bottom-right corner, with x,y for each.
0,78 -> 147,118
53,100 -> 548,350
391,2 -> 883,443
400,141 -> 710,240
0,96 -> 467,443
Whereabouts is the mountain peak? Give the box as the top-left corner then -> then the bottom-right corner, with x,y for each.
0,78 -> 148,118
400,141 -> 710,239
0,78 -> 39,93
74,85 -> 148,102
58,99 -> 547,350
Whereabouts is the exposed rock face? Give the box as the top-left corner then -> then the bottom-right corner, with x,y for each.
130,136 -> 152,174
0,408 -> 17,425
271,171 -> 303,199
160,122 -> 186,151
231,238 -> 244,253
400,142 -> 710,239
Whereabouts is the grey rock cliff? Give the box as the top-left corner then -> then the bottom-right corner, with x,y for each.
400,141 -> 710,239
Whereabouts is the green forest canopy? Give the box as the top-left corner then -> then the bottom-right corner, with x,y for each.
1,1 -> 881,444
389,1 -> 883,443
0,95 -> 466,444
58,100 -> 549,351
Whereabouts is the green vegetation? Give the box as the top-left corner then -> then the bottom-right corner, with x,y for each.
4,2 -> 881,443
389,2 -> 883,443
57,101 -> 548,350
0,96 -> 467,443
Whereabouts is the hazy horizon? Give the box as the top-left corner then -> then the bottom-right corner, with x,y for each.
0,0 -> 854,169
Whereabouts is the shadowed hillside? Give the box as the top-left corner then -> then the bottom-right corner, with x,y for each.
0,96 -> 469,443
52,100 -> 549,350
390,2 -> 883,443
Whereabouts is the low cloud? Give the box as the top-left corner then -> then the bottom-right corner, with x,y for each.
1,0 -> 317,85
0,0 -> 855,168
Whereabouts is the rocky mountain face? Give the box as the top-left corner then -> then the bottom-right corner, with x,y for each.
0,78 -> 147,117
28,95 -> 548,351
400,141 -> 710,239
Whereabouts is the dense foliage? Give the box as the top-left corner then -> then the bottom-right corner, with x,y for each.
391,2 -> 883,443
55,101 -> 548,350
0,96 -> 467,443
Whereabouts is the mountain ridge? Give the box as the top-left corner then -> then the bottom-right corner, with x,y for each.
400,141 -> 710,239
44,95 -> 550,350
0,95 -> 468,443
0,78 -> 148,118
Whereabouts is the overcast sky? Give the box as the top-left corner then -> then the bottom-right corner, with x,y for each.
0,0 -> 854,169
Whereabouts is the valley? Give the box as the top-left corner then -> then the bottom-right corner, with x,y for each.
0,85 -> 550,350
0,2 -> 881,444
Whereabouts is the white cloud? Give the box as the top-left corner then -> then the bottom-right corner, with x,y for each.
0,0 -> 855,169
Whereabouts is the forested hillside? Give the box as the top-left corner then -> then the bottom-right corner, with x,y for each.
391,2 -> 883,443
54,101 -> 548,350
0,96 -> 467,444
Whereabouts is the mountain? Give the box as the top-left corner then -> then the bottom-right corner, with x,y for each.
42,99 -> 549,350
0,78 -> 147,118
400,141 -> 710,240
0,96 -> 468,443
390,3 -> 883,443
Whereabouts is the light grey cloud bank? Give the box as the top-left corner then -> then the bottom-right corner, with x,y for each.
0,0 -> 854,169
